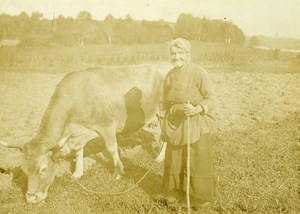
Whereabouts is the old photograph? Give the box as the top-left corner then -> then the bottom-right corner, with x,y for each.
0,0 -> 299,213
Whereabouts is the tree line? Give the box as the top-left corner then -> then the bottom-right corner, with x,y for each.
0,11 -> 245,47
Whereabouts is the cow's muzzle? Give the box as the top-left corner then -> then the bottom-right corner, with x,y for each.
26,191 -> 47,203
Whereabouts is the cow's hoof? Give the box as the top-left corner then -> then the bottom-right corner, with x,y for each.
96,152 -> 109,162
113,172 -> 122,180
155,156 -> 165,163
71,171 -> 83,179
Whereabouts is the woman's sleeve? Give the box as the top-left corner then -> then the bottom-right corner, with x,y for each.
162,73 -> 170,111
197,69 -> 215,114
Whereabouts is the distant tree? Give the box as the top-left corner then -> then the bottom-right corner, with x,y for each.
31,11 -> 43,20
249,36 -> 260,46
77,11 -> 92,21
30,11 -> 43,31
175,13 -> 245,44
125,14 -> 133,21
51,16 -> 77,45
112,15 -> 138,44
141,20 -> 173,43
175,14 -> 194,39
18,11 -> 30,20
0,14 -> 11,39
193,17 -> 202,41
0,10 -> 247,46
102,14 -> 116,45
75,11 -> 97,46
230,25 -> 245,44
159,21 -> 174,42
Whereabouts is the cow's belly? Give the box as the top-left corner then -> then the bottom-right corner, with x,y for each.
62,123 -> 99,151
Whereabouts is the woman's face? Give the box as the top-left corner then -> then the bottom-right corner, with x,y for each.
170,46 -> 190,68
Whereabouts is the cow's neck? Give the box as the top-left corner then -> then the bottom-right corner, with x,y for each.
145,71 -> 165,118
35,97 -> 69,148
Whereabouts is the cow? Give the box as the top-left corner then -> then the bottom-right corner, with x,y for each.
0,64 -> 170,203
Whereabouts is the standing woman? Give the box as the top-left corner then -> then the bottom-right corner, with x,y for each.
161,38 -> 216,208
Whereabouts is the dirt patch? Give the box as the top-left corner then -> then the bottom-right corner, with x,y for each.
0,66 -> 299,213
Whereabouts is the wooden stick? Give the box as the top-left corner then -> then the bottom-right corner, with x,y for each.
186,101 -> 191,214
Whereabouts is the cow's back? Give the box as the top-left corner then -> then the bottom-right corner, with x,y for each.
57,64 -> 170,132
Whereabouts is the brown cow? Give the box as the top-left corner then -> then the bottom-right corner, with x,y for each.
0,64 -> 170,203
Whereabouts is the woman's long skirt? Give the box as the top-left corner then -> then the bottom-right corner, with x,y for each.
162,133 -> 215,202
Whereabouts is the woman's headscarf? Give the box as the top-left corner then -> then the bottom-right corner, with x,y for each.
169,38 -> 191,53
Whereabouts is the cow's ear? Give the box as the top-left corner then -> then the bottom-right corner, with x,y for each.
50,150 -> 65,163
0,140 -> 23,152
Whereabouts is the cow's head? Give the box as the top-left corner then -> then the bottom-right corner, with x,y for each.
21,141 -> 58,203
0,137 -> 68,203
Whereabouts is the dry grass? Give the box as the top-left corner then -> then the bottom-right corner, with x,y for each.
0,61 -> 299,213
0,43 -> 298,68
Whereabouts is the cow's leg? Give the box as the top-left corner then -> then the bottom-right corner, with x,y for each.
155,141 -> 167,163
65,128 -> 98,179
72,147 -> 84,179
98,125 -> 124,179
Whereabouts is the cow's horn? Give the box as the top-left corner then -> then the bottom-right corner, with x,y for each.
58,134 -> 72,147
47,134 -> 72,151
0,140 -> 23,150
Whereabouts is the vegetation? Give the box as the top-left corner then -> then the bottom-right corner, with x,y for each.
0,42 -> 299,75
0,61 -> 299,213
249,35 -> 300,50
175,14 -> 245,44
0,11 -> 245,46
0,10 -> 299,213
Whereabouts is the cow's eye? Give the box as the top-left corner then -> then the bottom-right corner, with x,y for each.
21,164 -> 29,175
39,167 -> 48,176
23,168 -> 29,175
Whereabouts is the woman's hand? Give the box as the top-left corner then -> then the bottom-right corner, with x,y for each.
183,103 -> 203,117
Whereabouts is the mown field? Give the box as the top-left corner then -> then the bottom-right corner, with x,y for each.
0,44 -> 299,214
0,42 -> 299,68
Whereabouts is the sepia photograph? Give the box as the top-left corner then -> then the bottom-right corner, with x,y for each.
0,0 -> 299,213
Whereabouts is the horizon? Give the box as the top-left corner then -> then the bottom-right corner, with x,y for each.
0,0 -> 299,38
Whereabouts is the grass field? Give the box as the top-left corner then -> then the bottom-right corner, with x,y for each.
0,44 -> 299,213
0,42 -> 299,68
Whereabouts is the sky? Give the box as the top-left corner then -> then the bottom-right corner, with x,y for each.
0,0 -> 300,38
